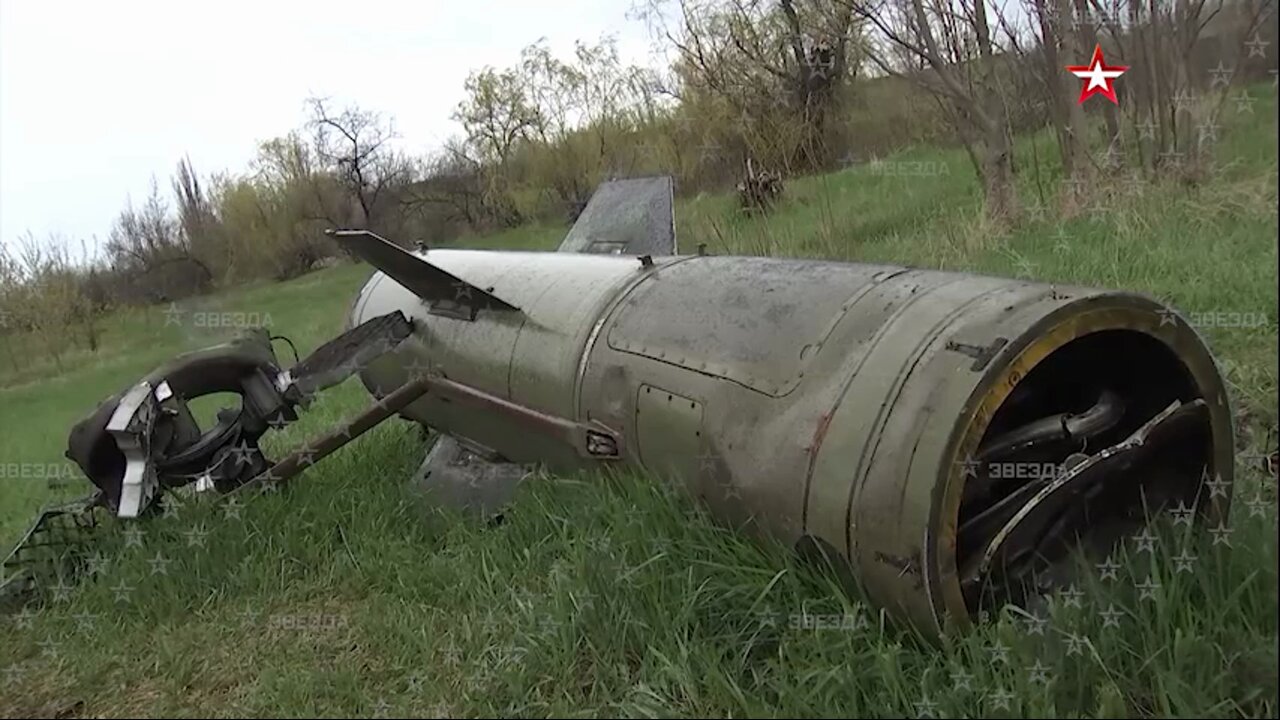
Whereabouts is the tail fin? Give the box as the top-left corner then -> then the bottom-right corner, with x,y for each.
556,176 -> 676,255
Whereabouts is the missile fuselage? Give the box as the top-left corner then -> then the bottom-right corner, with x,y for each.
349,248 -> 1234,637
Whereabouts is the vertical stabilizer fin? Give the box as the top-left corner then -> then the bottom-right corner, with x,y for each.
556,176 -> 676,255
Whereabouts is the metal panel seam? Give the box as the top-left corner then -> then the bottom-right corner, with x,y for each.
571,256 -> 705,418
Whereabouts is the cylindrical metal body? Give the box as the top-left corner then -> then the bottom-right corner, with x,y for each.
349,250 -> 1233,638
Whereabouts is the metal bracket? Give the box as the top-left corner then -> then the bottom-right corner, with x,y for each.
424,375 -> 625,460
946,337 -> 1010,371
107,381 -> 160,519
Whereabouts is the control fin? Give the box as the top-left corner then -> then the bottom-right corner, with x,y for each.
328,229 -> 521,318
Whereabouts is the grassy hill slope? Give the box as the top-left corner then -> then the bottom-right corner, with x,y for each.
0,89 -> 1275,717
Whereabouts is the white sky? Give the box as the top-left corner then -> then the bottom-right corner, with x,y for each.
0,0 -> 661,258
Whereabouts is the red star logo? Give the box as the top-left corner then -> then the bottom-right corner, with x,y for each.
1065,44 -> 1128,105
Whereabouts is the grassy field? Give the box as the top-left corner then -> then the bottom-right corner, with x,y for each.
1,88 -> 1276,717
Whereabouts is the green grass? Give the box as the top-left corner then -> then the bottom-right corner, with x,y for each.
1,88 -> 1276,717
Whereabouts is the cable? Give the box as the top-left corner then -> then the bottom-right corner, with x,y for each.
270,334 -> 300,365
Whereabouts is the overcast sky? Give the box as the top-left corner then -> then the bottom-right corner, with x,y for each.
0,0 -> 660,258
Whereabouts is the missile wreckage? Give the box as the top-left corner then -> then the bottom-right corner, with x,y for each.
1,177 -> 1235,639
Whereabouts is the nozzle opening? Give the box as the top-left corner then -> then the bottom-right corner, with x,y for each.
956,328 -> 1217,614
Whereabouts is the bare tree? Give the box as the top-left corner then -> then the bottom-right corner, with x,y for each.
640,0 -> 862,171
1082,0 -> 1275,181
848,0 -> 1021,221
989,0 -> 1094,208
105,178 -> 213,303
172,156 -> 226,263
306,97 -> 415,230
406,141 -> 494,230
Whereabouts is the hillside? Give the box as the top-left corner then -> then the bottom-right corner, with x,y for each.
0,86 -> 1276,718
